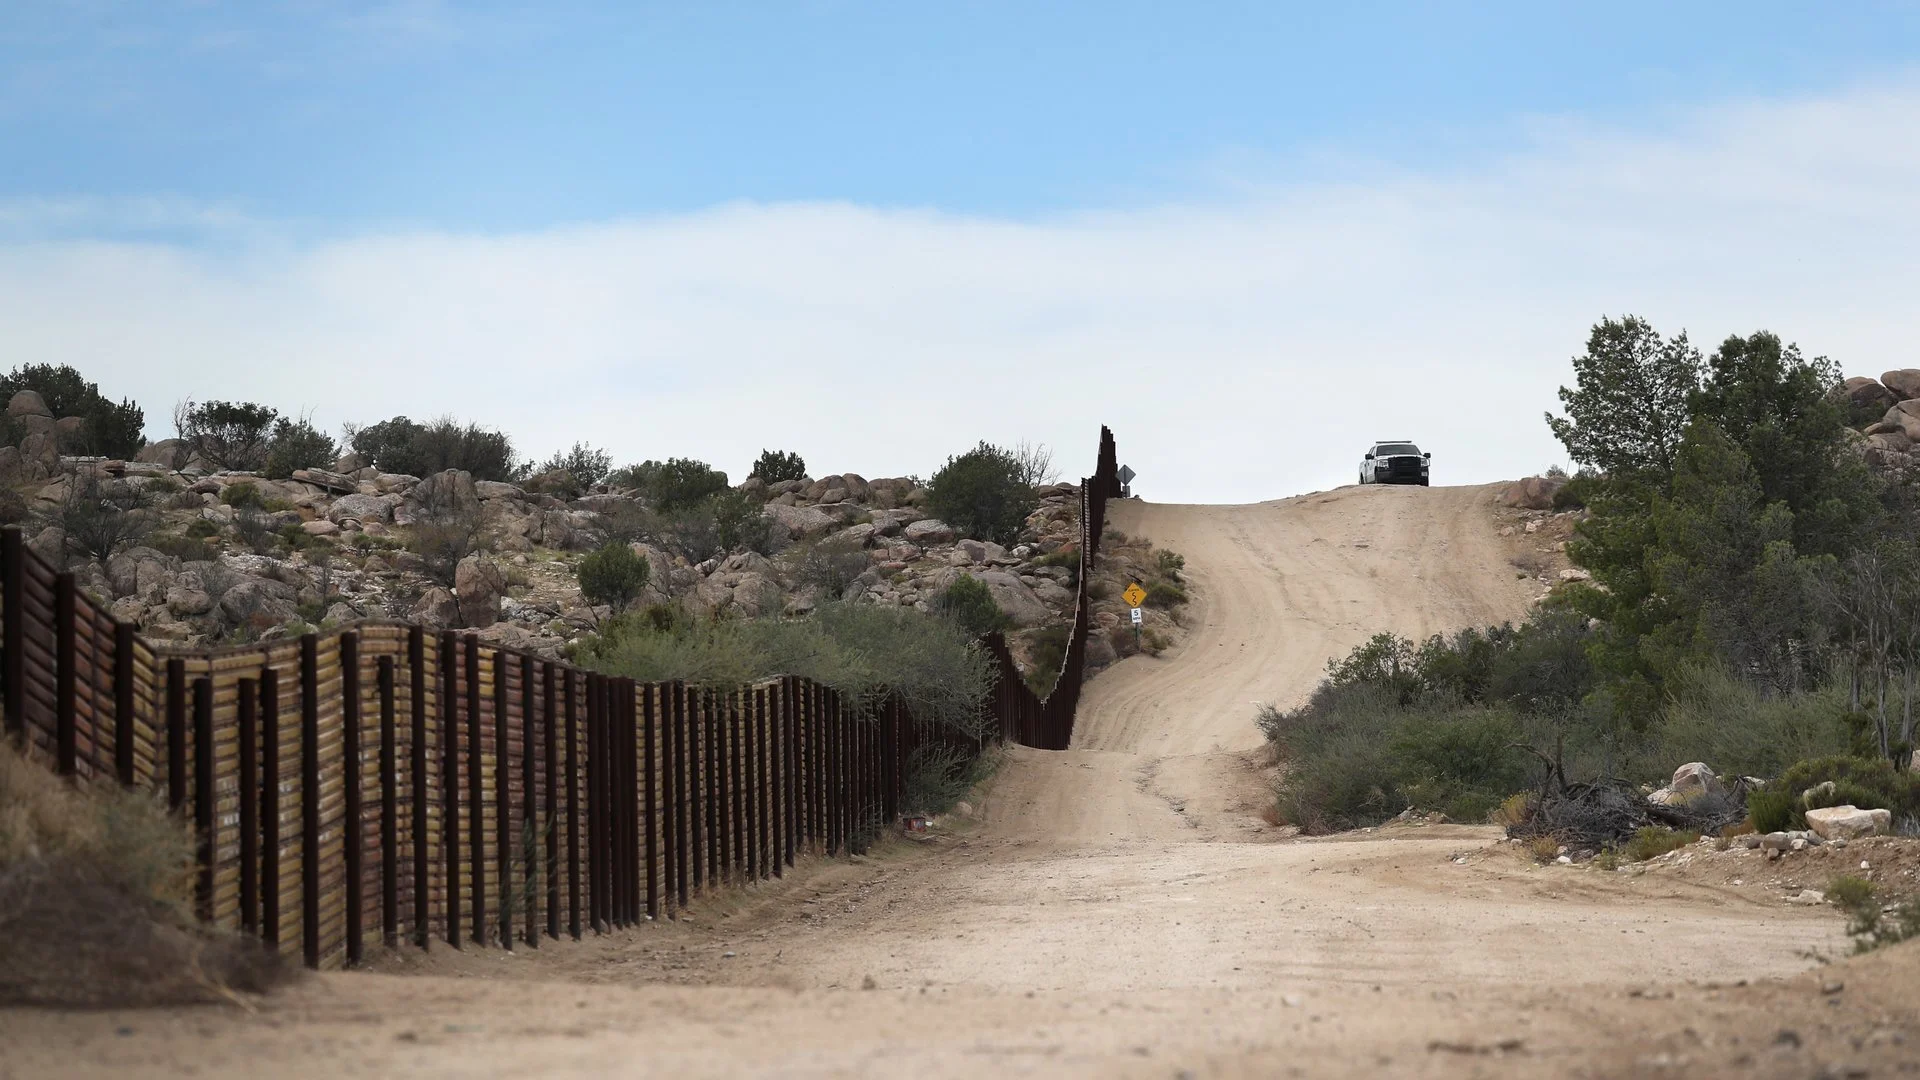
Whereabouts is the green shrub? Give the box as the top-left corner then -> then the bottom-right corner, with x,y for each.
578,601 -> 991,738
148,533 -> 221,564
1145,581 -> 1188,608
1828,874 -> 1875,911
576,542 -> 651,613
933,574 -> 1010,638
926,442 -> 1036,546
750,449 -> 807,485
0,363 -> 146,459
43,472 -> 157,563
786,537 -> 869,599
533,442 -> 612,493
901,744 -> 996,817
1155,549 -> 1185,579
1023,624 -> 1070,696
1747,788 -> 1796,833
262,416 -> 338,480
346,415 -> 520,482
1777,756 -> 1920,818
1623,826 -> 1698,862
174,399 -> 278,472
1647,665 -> 1850,780
619,458 -> 728,512
219,482 -> 263,509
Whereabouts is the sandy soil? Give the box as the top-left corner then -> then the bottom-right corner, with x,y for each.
7,483 -> 1917,1079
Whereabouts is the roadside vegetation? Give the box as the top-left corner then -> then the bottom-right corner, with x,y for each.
0,740 -> 286,1005
1264,315 -> 1920,879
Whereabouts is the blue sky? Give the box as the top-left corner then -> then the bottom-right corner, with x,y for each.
4,3 -> 1920,499
10,1 -> 1920,230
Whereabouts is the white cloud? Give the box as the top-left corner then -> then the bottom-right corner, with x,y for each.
1,79 -> 1917,503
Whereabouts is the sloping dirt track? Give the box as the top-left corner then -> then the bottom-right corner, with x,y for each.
7,485 -> 1917,1078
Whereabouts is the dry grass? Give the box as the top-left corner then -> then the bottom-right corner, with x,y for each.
0,739 -> 291,1006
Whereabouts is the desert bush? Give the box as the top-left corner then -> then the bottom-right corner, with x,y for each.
1155,549 -> 1186,579
347,414 -> 520,482
576,542 -> 650,614
619,457 -> 728,512
579,602 -> 992,738
1646,664 -> 1850,780
901,744 -> 998,817
1776,756 -> 1920,819
933,574 -> 1011,638
232,506 -> 278,555
148,532 -> 221,563
43,471 -> 156,563
174,399 -> 278,471
406,493 -> 488,586
1622,826 -> 1698,862
786,537 -> 870,599
534,442 -> 612,493
262,415 -> 338,479
1145,581 -> 1188,608
750,449 -> 807,485
927,441 -> 1036,546
1747,788 -> 1796,833
594,500 -> 655,547
0,741 -> 288,1006
1835,879 -> 1920,954
0,363 -> 146,459
219,481 -> 263,509
1023,623 -> 1070,696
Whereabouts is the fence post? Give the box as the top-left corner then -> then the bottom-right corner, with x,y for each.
193,676 -> 215,922
464,635 -> 484,948
114,621 -> 136,785
565,666 -> 581,940
1,528 -> 21,739
300,633 -> 321,969
543,660 -> 560,941
342,632 -> 364,966
643,681 -> 659,921
410,627 -> 430,950
379,655 -> 398,949
492,646 -> 511,952
53,572 -> 76,776
673,681 -> 690,911
585,672 -> 604,932
261,666 -> 281,949
520,653 -> 538,947
166,659 -> 187,809
440,630 -> 461,949
238,677 -> 259,935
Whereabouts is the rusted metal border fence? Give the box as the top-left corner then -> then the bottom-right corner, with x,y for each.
980,424 -> 1121,750
0,426 -> 1122,968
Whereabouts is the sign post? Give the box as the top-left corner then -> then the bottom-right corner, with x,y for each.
1123,582 -> 1147,651
1118,465 -> 1136,497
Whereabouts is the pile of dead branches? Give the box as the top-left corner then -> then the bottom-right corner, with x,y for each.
1506,780 -> 1748,855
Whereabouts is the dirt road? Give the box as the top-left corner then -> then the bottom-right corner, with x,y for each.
8,484 -> 1913,1079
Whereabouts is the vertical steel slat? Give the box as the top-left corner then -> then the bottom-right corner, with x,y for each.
114,621 -> 136,785
342,632 -> 363,966
193,676 -> 215,922
261,667 -> 281,949
238,677 -> 259,935
300,633 -> 320,969
379,655 -> 399,949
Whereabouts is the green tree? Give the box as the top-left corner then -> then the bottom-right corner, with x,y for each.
174,399 -> 279,471
621,457 -> 728,512
536,442 -> 612,491
0,363 -> 146,458
262,415 -> 339,479
1691,330 -> 1873,558
346,415 -> 521,481
1545,316 -> 1701,488
926,441 -> 1036,545
749,449 -> 807,485
576,542 -> 651,615
932,574 -> 1011,638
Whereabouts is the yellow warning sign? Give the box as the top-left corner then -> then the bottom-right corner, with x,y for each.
1122,582 -> 1148,608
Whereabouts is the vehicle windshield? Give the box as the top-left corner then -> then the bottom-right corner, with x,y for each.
1375,443 -> 1421,456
